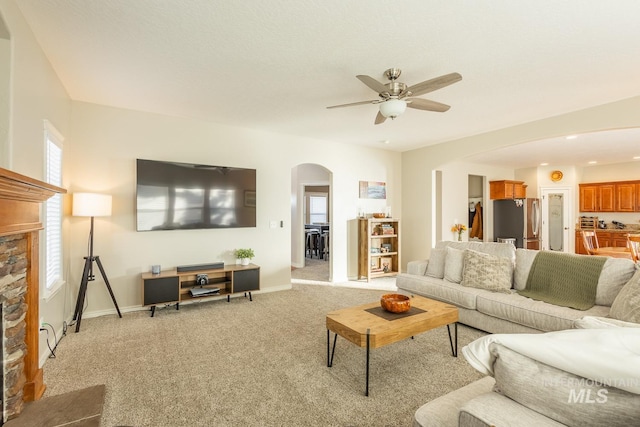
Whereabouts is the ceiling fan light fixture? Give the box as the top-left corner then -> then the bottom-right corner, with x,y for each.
379,99 -> 406,119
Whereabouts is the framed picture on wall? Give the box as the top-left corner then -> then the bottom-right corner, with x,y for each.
359,181 -> 386,199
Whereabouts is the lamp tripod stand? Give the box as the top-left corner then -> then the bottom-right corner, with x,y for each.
72,216 -> 122,332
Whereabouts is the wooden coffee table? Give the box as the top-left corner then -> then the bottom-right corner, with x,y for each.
326,295 -> 459,396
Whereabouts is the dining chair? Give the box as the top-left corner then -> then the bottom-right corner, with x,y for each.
627,234 -> 640,263
305,229 -> 320,258
581,230 -> 599,255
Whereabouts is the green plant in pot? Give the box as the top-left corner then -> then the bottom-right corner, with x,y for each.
235,248 -> 255,265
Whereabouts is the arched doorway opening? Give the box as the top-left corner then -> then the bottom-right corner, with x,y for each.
291,163 -> 332,282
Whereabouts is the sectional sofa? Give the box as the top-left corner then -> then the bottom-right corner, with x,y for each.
396,241 -> 640,426
396,241 -> 636,334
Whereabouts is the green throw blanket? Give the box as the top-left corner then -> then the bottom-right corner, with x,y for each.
518,252 -> 606,310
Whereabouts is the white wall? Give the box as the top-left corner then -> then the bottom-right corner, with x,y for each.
0,0 -> 72,365
402,96 -> 640,264
66,102 -> 402,316
436,161 -> 513,246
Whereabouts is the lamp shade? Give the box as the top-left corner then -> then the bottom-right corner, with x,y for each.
379,99 -> 407,118
73,193 -> 112,217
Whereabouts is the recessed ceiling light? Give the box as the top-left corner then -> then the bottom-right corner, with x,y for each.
382,140 -> 390,145
588,161 -> 597,164
566,135 -> 578,140
634,156 -> 640,160
540,162 -> 549,166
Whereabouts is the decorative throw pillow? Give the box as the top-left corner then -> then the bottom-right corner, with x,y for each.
595,258 -> 636,306
443,247 -> 465,283
609,269 -> 640,323
461,249 -> 512,293
425,248 -> 446,278
513,248 -> 538,291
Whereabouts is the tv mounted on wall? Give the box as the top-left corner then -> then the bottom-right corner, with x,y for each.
136,159 -> 256,231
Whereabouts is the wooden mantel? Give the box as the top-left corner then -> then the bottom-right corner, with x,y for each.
0,167 -> 66,402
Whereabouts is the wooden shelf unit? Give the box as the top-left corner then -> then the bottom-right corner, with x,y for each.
357,218 -> 400,282
141,263 -> 260,316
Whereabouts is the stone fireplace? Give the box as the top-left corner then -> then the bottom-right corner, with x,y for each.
0,167 -> 65,422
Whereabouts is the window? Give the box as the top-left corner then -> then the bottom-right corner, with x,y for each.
308,194 -> 327,224
44,121 -> 64,292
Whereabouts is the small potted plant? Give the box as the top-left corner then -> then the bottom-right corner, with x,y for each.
235,248 -> 255,265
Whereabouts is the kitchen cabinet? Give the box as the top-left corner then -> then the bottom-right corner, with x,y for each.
489,180 -> 526,200
579,183 -> 614,212
615,182 -> 635,212
636,183 -> 640,212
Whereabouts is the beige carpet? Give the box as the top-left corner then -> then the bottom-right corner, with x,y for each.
291,257 -> 330,281
292,257 -> 398,291
43,284 -> 486,426
6,384 -> 105,427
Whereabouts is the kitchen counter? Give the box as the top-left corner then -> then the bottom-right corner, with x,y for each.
577,228 -> 640,233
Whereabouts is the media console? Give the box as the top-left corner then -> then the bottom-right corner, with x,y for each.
141,263 -> 260,317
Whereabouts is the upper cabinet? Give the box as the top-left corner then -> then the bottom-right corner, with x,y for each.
489,180 -> 527,200
579,183 -> 614,212
579,181 -> 639,212
615,182 -> 636,212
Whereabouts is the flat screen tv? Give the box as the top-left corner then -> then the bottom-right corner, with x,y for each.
136,159 -> 256,231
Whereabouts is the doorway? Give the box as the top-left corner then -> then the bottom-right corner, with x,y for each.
541,187 -> 572,252
291,164 -> 331,282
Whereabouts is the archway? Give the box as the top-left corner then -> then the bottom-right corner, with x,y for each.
291,163 -> 332,282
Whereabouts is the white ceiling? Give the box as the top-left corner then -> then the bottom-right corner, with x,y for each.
14,0 -> 640,166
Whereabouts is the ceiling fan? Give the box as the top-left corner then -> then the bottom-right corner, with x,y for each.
327,68 -> 462,124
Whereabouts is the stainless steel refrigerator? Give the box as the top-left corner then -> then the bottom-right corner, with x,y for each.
493,198 -> 541,249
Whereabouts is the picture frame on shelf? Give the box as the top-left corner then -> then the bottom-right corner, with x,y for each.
381,243 -> 392,253
380,257 -> 392,273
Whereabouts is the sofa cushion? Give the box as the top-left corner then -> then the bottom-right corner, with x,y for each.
490,343 -> 640,427
609,269 -> 640,323
407,260 -> 429,276
413,376 -> 495,427
435,240 -> 484,252
444,247 -> 465,283
460,249 -> 512,293
458,391 -> 566,427
425,248 -> 446,278
514,248 -> 538,291
472,241 -> 516,262
573,315 -> 640,329
476,292 -> 610,332
596,257 -> 636,306
395,273 -> 484,310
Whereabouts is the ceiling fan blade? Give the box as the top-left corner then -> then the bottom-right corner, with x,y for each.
405,72 -> 462,97
326,99 -> 379,109
406,98 -> 451,112
374,111 -> 387,125
356,75 -> 388,94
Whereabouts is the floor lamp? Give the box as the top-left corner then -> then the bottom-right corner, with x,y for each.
72,192 -> 122,332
